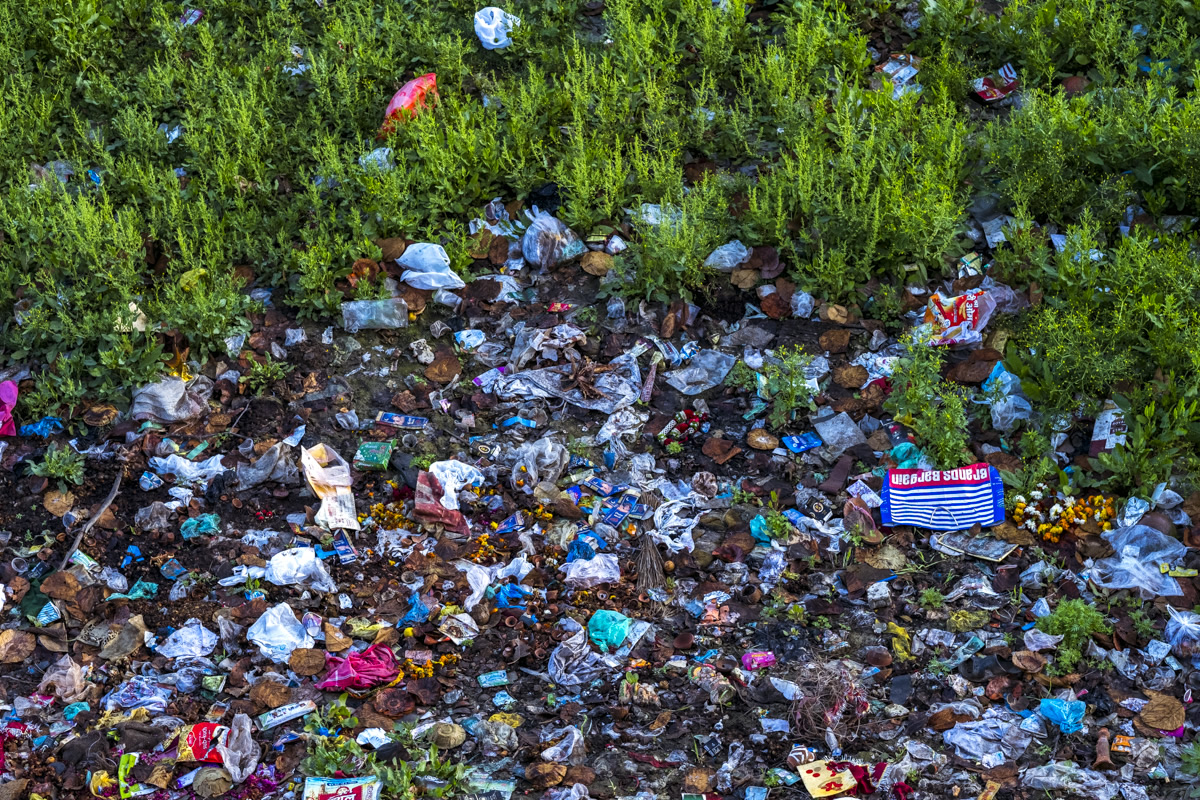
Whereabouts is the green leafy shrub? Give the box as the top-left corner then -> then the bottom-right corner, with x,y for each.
1036,598 -> 1111,673
884,332 -> 971,469
28,443 -> 85,494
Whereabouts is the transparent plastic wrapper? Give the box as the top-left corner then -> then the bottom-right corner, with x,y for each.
664,350 -> 736,395
991,394 -> 1033,433
1021,763 -> 1118,800
39,655 -> 88,703
1166,606 -> 1200,657
132,376 -> 214,423
342,298 -> 408,332
541,726 -> 585,765
215,714 -> 258,784
236,442 -> 300,488
149,454 -> 227,487
265,547 -> 337,593
134,501 -> 173,532
1090,524 -> 1187,597
479,721 -> 518,756
813,412 -> 868,457
493,352 -> 642,414
522,212 -> 585,268
428,460 -> 485,510
703,240 -> 752,272
474,7 -> 519,49
791,291 -> 815,318
587,610 -> 632,652
510,438 -> 569,494
455,561 -> 492,610
399,243 -> 466,290
247,603 -> 313,663
158,619 -> 219,659
548,629 -> 608,687
562,553 -> 620,587
301,444 -> 359,531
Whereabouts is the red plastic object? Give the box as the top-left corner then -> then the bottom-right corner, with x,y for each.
316,643 -> 400,691
379,74 -> 439,136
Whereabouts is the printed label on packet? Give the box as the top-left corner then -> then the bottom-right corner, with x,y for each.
256,700 -> 317,730
602,492 -> 638,527
375,412 -> 428,430
333,530 -> 359,564
477,670 -> 509,687
582,475 -> 624,497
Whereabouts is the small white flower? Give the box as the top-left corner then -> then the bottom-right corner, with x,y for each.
1031,490 -> 1043,500
1015,495 -> 1027,505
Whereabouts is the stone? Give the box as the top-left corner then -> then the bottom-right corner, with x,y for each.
832,364 -> 869,390
581,251 -> 612,277
947,358 -> 996,384
424,349 -> 462,384
702,438 -> 742,465
819,329 -> 851,354
747,429 -> 779,451
760,291 -> 789,319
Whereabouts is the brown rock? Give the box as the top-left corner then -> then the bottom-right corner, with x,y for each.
730,268 -> 758,290
702,438 -> 742,465
0,630 -> 35,664
376,238 -> 407,261
488,235 -> 510,265
1062,75 -> 1090,95
867,429 -> 893,452
947,358 -> 996,384
761,291 -> 789,319
681,768 -> 715,793
424,349 -> 462,384
526,763 -> 567,789
821,304 -> 853,324
250,679 -> 292,710
983,451 -> 1024,474
44,489 -> 75,517
374,687 -> 416,717
819,329 -> 851,354
289,648 -> 327,677
832,364 -> 869,389
862,646 -> 892,667
747,429 -> 779,451
552,498 -> 584,520
581,251 -> 612,277
565,766 -> 597,786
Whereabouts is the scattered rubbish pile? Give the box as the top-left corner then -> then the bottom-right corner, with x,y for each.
0,198 -> 1194,800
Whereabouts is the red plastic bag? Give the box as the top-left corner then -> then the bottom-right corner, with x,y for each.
413,470 -> 469,534
379,74 -> 438,136
316,643 -> 400,691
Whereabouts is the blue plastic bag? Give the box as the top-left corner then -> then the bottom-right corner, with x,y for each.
1039,698 -> 1085,733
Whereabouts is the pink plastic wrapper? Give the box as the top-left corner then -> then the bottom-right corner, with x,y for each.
316,644 -> 400,691
0,381 -> 16,436
741,651 -> 776,671
379,74 -> 438,136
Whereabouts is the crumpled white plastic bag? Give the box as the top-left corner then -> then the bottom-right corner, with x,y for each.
158,618 -> 219,659
562,553 -> 620,587
247,603 -> 313,663
265,547 -> 337,593
474,7 -> 520,49
428,460 -> 485,510
216,713 -> 259,784
704,240 -> 752,272
399,243 -> 466,290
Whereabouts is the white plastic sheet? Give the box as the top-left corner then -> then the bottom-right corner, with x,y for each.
247,603 -> 313,663
265,547 -> 337,593
399,243 -> 466,290
474,7 -> 520,49
158,618 -> 219,659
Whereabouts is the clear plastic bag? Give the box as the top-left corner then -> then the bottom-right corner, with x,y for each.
1166,605 -> 1200,657
341,298 -> 408,332
540,725 -> 585,765
664,350 -> 736,395
703,240 -> 751,272
1090,524 -> 1188,597
157,618 -> 219,659
247,603 -> 313,663
216,713 -> 259,784
428,460 -> 485,510
132,376 -> 214,423
562,553 -> 620,587
522,212 -> 585,268
548,629 -> 608,687
510,438 -> 569,494
991,394 -> 1033,433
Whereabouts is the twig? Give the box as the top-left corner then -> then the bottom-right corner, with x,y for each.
59,470 -> 123,571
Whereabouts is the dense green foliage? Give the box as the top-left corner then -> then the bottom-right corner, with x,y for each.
6,0 -> 1200,492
